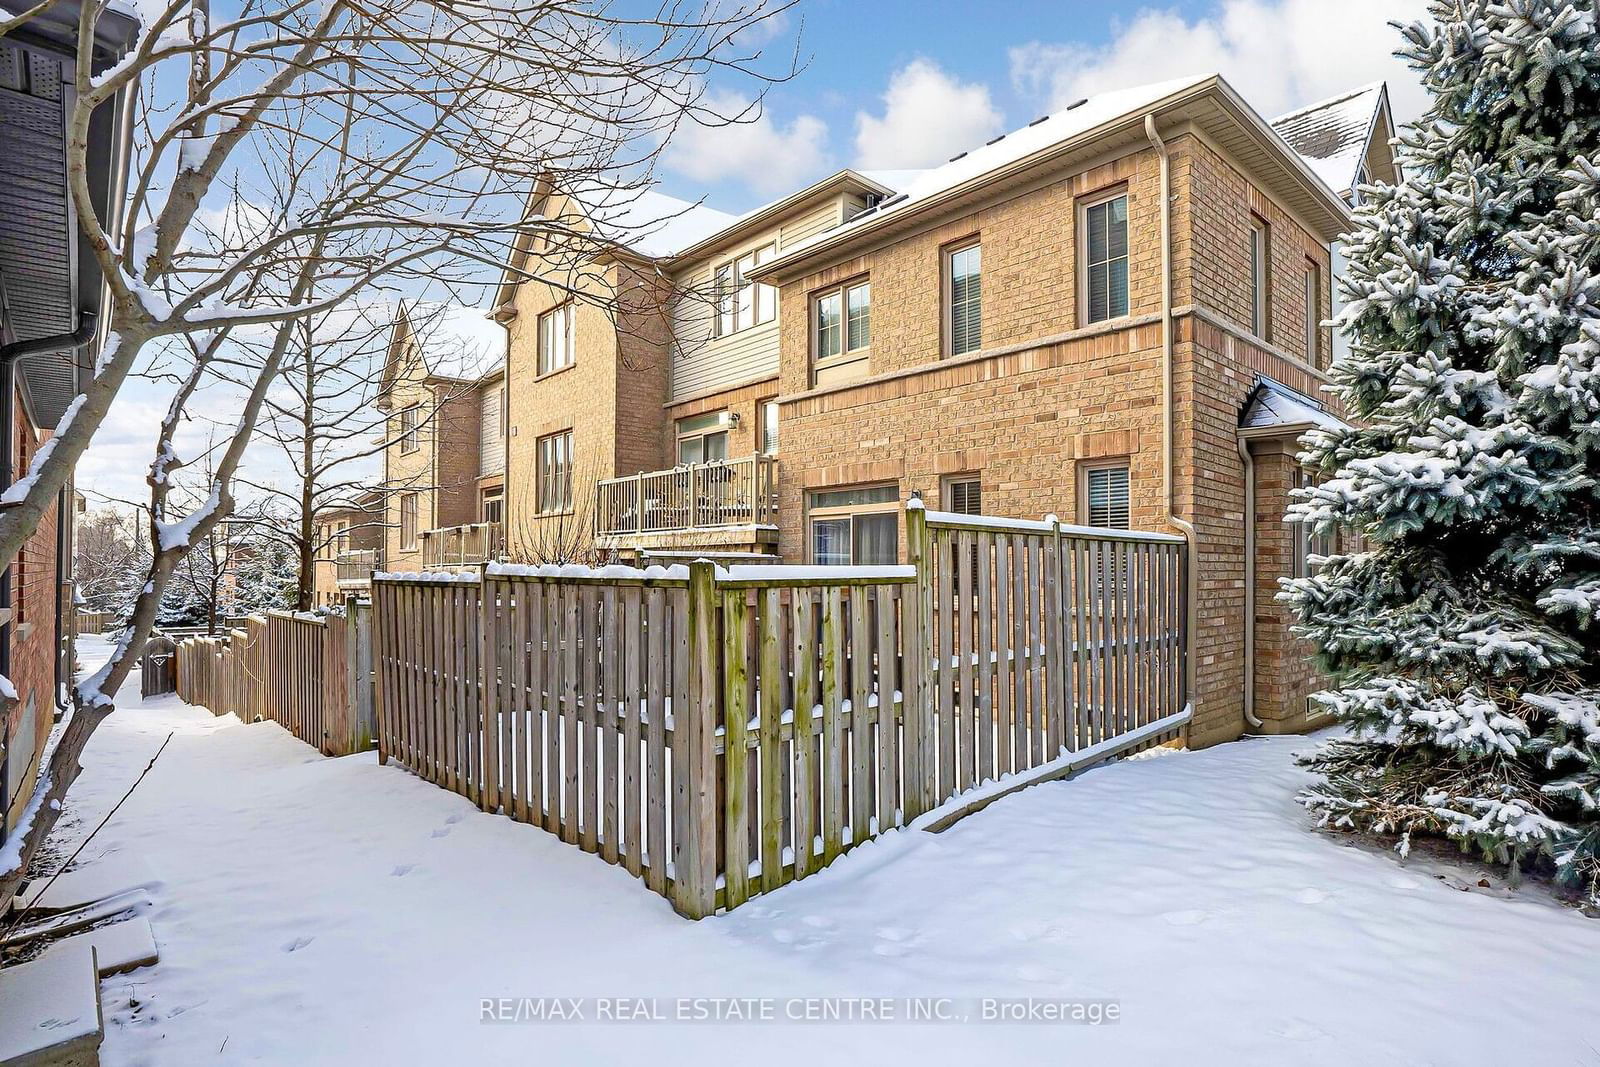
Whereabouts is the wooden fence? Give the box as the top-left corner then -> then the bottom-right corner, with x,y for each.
370,505 -> 1188,918
75,610 -> 119,635
175,603 -> 375,756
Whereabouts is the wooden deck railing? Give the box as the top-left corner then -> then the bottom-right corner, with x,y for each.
595,454 -> 778,536
420,522 -> 502,568
370,504 -> 1189,919
336,549 -> 378,583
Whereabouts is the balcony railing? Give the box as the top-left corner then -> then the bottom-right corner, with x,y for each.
420,521 -> 503,568
596,454 -> 778,537
335,549 -> 377,584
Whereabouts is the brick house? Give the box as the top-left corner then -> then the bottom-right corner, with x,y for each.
373,73 -> 1394,749
310,490 -> 385,607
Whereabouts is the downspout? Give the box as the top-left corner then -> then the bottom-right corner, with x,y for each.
1236,436 -> 1262,727
1143,115 -> 1200,722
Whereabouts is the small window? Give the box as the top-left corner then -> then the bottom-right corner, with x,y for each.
537,429 -> 574,513
946,242 -> 982,357
1292,469 -> 1333,576
537,302 -> 575,375
714,244 -> 776,337
482,488 -> 503,526
813,279 -> 870,378
1082,192 -> 1129,324
943,475 -> 981,515
397,405 -> 420,454
676,412 -> 729,465
759,399 -> 779,455
1083,464 -> 1130,529
1249,217 -> 1270,340
400,493 -> 419,549
808,484 -> 899,566
1303,259 -> 1321,367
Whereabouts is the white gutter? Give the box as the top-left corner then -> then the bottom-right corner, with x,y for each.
1144,115 -> 1200,731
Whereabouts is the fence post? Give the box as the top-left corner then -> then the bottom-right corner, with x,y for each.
903,499 -> 936,820
1045,515 -> 1066,758
673,559 -> 720,919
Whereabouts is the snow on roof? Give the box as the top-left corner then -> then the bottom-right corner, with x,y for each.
1239,378 -> 1349,434
1270,83 -> 1385,197
570,187 -> 739,260
405,303 -> 506,382
855,169 -> 930,192
772,75 -> 1214,262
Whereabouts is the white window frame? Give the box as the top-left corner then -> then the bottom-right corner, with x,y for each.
759,399 -> 779,456
1250,216 -> 1271,340
537,302 -> 575,376
397,405 -> 420,455
1080,461 -> 1131,529
942,473 -> 981,515
537,429 -> 574,514
811,278 -> 870,380
481,487 -> 504,526
945,240 -> 983,358
714,243 -> 777,338
1079,188 -> 1130,326
1303,258 -> 1321,367
807,484 -> 900,566
400,492 -> 419,550
675,412 -> 729,466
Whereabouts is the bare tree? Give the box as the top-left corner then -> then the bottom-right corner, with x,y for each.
73,507 -> 147,616
0,0 -> 800,901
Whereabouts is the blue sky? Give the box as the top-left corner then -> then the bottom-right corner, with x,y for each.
650,0 -> 1430,213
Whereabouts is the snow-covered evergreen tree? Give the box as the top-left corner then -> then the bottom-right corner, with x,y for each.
1283,0 -> 1600,901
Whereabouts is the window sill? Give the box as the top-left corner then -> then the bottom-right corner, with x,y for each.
535,363 -> 575,383
534,509 -> 575,518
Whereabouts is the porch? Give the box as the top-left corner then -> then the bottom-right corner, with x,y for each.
419,521 -> 503,569
594,454 -> 779,554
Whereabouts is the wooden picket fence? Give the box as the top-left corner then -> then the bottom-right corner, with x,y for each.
174,604 -> 375,756
370,505 -> 1189,918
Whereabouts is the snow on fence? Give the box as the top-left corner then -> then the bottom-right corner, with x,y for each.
369,506 -> 1189,918
174,604 -> 375,756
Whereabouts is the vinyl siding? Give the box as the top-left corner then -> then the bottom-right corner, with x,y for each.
479,383 -> 503,476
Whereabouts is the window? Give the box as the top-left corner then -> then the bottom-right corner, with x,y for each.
676,412 -> 729,465
1082,192 -> 1129,324
1303,259 -> 1321,367
945,241 -> 983,357
537,302 -> 575,375
482,488 -> 503,526
1249,216 -> 1271,339
397,405 -> 419,454
537,430 -> 574,513
1083,464 -> 1130,529
808,484 -> 899,566
1292,469 -> 1334,577
400,493 -> 419,549
759,399 -> 779,455
943,475 -> 981,515
715,243 -> 777,337
813,279 -> 870,381
333,520 -> 349,554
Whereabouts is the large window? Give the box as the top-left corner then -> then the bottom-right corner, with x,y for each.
1303,259 -> 1321,366
1082,191 -> 1129,324
537,429 -> 574,513
813,279 -> 870,382
397,405 -> 419,454
538,302 -> 575,375
809,484 -> 899,566
759,399 -> 779,455
946,242 -> 982,357
675,412 -> 728,465
1250,216 -> 1271,340
715,243 -> 777,337
400,492 -> 419,549
1082,463 -> 1130,529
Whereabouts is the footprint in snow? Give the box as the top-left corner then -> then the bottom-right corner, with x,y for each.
1162,909 -> 1209,927
391,864 -> 416,877
1294,887 -> 1328,905
801,914 -> 834,930
283,936 -> 315,953
445,813 -> 463,825
431,827 -> 451,839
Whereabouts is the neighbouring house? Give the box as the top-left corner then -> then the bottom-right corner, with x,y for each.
367,72 -> 1393,750
310,491 -> 386,606
0,0 -> 136,838
374,303 -> 507,575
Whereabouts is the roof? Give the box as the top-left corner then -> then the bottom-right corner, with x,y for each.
379,302 -> 506,398
569,186 -> 738,260
1238,377 -> 1349,435
1270,83 -> 1388,197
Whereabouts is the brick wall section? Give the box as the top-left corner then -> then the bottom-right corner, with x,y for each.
381,348 -> 484,571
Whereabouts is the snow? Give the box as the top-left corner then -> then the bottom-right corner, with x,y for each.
42,636 -> 1600,1064
1269,83 -> 1386,197
717,564 -> 915,583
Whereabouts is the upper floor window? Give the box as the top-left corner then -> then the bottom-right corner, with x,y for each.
1303,259 -> 1321,367
537,429 -> 574,513
397,405 -> 420,454
946,241 -> 982,357
400,492 -> 419,549
715,243 -> 777,337
1082,463 -> 1130,529
1082,192 -> 1129,324
759,399 -> 779,455
1249,216 -> 1271,340
676,412 -> 728,465
538,302 -> 575,375
813,279 -> 870,383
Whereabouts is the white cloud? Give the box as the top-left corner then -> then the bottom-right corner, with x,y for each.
853,59 -> 1004,170
1009,0 -> 1432,126
663,90 -> 830,197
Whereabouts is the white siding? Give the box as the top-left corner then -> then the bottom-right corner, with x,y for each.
479,384 -> 504,476
669,195 -> 848,402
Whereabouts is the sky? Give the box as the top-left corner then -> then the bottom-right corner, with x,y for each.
77,0 -> 1432,510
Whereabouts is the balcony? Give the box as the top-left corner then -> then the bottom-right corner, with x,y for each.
335,549 -> 377,586
420,521 -> 503,568
596,455 -> 779,539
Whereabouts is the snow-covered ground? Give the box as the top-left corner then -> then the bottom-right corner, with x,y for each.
45,637 -> 1600,1065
